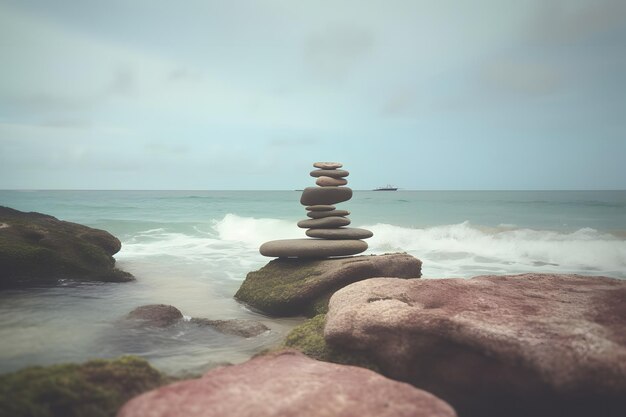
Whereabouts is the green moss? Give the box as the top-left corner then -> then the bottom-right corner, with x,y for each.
0,236 -> 78,285
0,206 -> 134,287
235,258 -> 326,315
283,314 -> 379,372
306,292 -> 332,316
283,314 -> 330,359
235,253 -> 421,317
0,356 -> 170,417
0,236 -> 44,260
74,241 -> 113,269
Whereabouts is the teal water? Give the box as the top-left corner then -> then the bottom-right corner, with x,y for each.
1,190 -> 625,374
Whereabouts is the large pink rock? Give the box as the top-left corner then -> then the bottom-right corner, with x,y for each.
324,274 -> 626,417
117,350 -> 456,417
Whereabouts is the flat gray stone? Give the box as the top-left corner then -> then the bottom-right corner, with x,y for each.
300,187 -> 352,205
316,176 -> 348,186
259,239 -> 367,258
313,162 -> 343,169
310,169 -> 349,178
306,227 -> 374,240
298,217 -> 350,229
125,304 -> 183,327
305,205 -> 336,211
307,209 -> 350,219
189,318 -> 269,338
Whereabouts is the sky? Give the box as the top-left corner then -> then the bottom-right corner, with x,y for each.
0,0 -> 625,190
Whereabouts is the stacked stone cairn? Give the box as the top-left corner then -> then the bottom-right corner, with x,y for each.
259,162 -> 373,258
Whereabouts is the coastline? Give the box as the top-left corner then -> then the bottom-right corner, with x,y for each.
0,200 -> 626,416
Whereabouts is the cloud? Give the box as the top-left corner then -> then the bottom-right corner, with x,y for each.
381,88 -> 416,117
528,0 -> 626,45
479,59 -> 563,96
9,66 -> 138,114
470,0 -> 625,103
9,92 -> 99,113
0,122 -> 137,176
144,141 -> 190,155
39,119 -> 93,129
267,138 -> 322,148
167,68 -> 203,83
303,23 -> 375,82
107,67 -> 135,96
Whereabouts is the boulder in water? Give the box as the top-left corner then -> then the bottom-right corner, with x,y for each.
126,304 -> 184,328
0,206 -> 133,288
189,318 -> 270,338
124,305 -> 269,337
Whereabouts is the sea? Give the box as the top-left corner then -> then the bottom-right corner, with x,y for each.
1,190 -> 625,376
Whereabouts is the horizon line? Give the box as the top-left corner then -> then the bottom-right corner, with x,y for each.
1,188 -> 626,192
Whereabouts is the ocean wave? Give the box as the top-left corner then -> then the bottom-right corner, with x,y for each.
212,213 -> 304,247
116,215 -> 626,279
117,230 -> 225,261
363,221 -> 626,277
115,214 -> 303,277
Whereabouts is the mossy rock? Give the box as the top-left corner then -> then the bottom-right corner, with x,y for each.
307,292 -> 333,316
283,314 -> 379,372
0,206 -> 133,288
235,253 -> 422,316
0,356 -> 171,417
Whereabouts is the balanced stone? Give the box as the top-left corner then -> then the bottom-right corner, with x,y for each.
305,205 -> 336,211
316,176 -> 348,187
310,169 -> 349,178
297,217 -> 350,229
300,186 -> 352,206
258,162 -> 373,259
306,227 -> 374,240
313,162 -> 343,169
260,239 -> 367,258
307,209 -> 350,219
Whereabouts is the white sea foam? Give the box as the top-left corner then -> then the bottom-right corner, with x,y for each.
116,215 -> 626,280
212,213 -> 304,247
363,221 -> 626,278
115,214 -> 304,282
117,231 -> 225,261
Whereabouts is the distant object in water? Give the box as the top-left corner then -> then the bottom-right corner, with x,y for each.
373,185 -> 398,191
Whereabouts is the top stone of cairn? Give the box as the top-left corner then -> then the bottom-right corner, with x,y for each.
313,162 -> 343,170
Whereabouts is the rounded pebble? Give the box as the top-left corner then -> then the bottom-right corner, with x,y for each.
306,227 -> 374,240
313,162 -> 343,169
260,239 -> 368,258
310,169 -> 349,178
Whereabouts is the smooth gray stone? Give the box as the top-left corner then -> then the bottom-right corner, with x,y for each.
307,209 -> 350,219
297,216 -> 350,229
189,318 -> 269,338
306,227 -> 374,240
310,169 -> 349,178
259,239 -> 367,258
316,176 -> 348,186
313,162 -> 343,169
305,205 -> 336,211
300,186 -> 352,205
